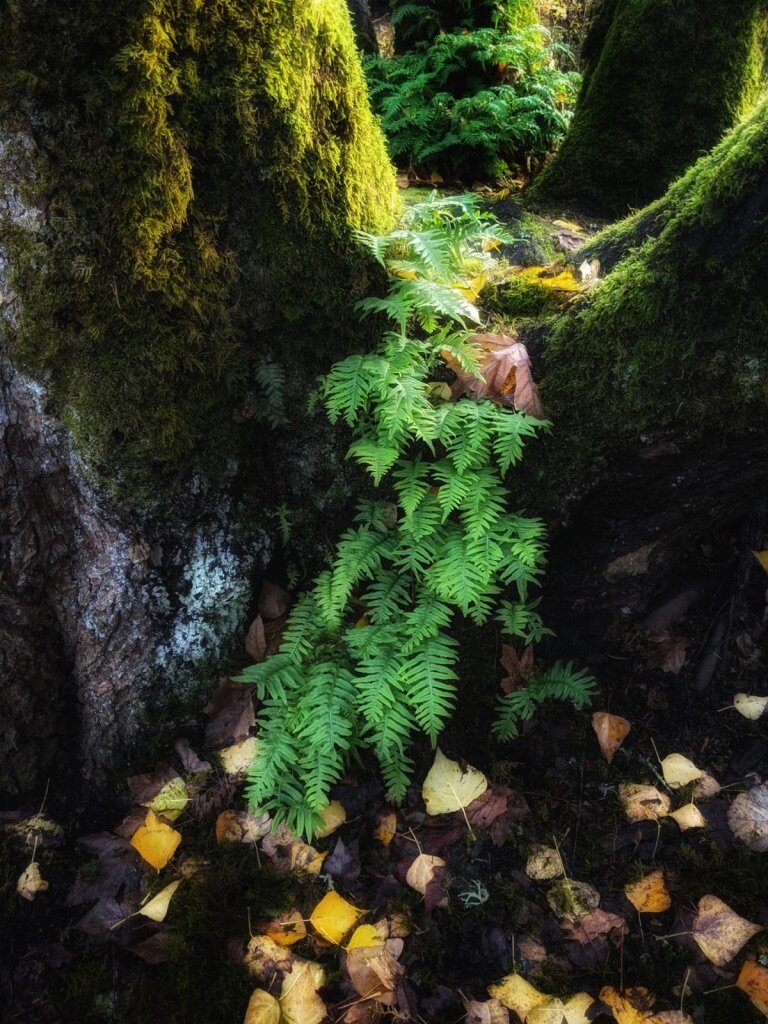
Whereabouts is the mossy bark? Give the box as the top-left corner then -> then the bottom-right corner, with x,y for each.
531,0 -> 768,214
0,0 -> 397,474
541,94 -> 768,474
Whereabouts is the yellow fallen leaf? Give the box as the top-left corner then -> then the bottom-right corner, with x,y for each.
454,275 -> 488,302
528,999 -> 569,1024
314,800 -> 347,839
488,973 -> 549,1018
592,712 -> 631,764
552,218 -> 585,233
405,853 -> 448,907
619,783 -> 671,822
668,803 -> 707,830
517,266 -> 583,292
216,809 -> 243,843
624,870 -> 671,914
279,961 -> 326,1024
130,809 -> 182,870
138,879 -> 181,922
422,748 -> 488,814
691,894 -> 762,966
752,549 -> 768,572
374,808 -> 397,845
734,693 -> 768,720
728,782 -> 768,851
16,862 -> 48,901
243,989 -> 281,1024
347,924 -> 382,950
144,777 -> 188,822
692,772 -> 721,800
265,909 -> 307,947
564,992 -> 597,1023
599,985 -> 658,1023
661,753 -> 703,788
309,891 -> 363,945
244,935 -> 298,983
737,959 -> 768,1016
525,844 -> 564,881
346,942 -> 403,1004
216,736 -> 259,776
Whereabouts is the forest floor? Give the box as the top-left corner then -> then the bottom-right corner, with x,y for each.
2,195 -> 768,1024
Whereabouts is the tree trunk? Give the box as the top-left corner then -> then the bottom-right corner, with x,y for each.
346,0 -> 379,54
531,0 -> 768,214
0,0 -> 396,802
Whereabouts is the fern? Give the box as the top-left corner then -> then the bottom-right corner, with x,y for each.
493,662 -> 598,740
239,197 -> 594,837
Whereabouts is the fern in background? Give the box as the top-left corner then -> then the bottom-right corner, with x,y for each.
239,195 -> 595,837
365,18 -> 579,180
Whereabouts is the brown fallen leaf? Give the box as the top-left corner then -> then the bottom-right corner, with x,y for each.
554,230 -> 585,252
463,996 -> 510,1024
619,783 -> 671,822
261,823 -> 326,876
346,942 -> 403,1005
647,633 -> 688,675
737,959 -> 768,1016
173,737 -> 211,774
125,930 -> 173,964
257,580 -> 290,621
442,333 -> 545,418
244,935 -> 299,986
245,614 -> 268,661
592,712 -> 631,764
728,782 -> 768,851
374,808 -> 397,846
691,894 -> 761,966
624,870 -> 672,914
204,679 -> 255,748
500,643 -> 534,693
546,879 -> 600,921
405,853 -> 448,909
561,908 -> 627,945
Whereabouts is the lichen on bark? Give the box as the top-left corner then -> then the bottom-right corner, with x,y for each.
0,0 -> 397,475
531,0 -> 768,214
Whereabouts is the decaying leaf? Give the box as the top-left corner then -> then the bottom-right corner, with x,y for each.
129,809 -> 182,870
500,643 -> 534,693
728,782 -> 768,852
647,634 -> 688,675
243,989 -> 281,1024
422,748 -> 488,815
245,614 -> 268,662
667,803 -> 707,831
137,879 -> 181,922
733,693 -> 768,720
173,737 -> 211,774
592,712 -> 631,764
216,736 -> 260,776
488,973 -> 549,1019
261,823 -> 327,876
691,894 -> 761,966
265,909 -> 307,947
660,754 -> 703,789
624,870 -> 671,914
314,800 -> 347,839
692,772 -> 722,800
309,891 -> 364,945
405,853 -> 448,908
244,935 -> 299,986
279,960 -> 326,1024
17,861 -> 49,901
463,995 -> 510,1024
737,959 -> 768,1016
561,908 -> 627,946
442,333 -> 545,418
546,879 -> 600,921
204,679 -> 255,748
374,808 -> 397,846
619,783 -> 671,822
599,986 -> 657,1023
525,844 -> 564,881
346,939 -> 403,1005
257,580 -> 290,621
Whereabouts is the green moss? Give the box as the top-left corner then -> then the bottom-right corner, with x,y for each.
540,94 -> 768,476
0,0 -> 398,476
532,0 -> 768,214
486,276 -> 563,319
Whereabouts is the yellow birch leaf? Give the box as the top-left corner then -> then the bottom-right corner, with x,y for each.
16,862 -> 48,901
265,909 -> 307,946
346,924 -> 382,950
668,803 -> 707,830
488,973 -> 549,1017
752,549 -> 768,572
599,986 -> 658,1023
405,853 -> 447,906
619,783 -> 671,822
138,879 -> 181,922
564,992 -> 597,1023
243,989 -> 280,1024
734,693 -> 768,720
216,736 -> 259,775
130,809 -> 182,870
422,748 -> 488,814
314,800 -> 347,839
692,895 -> 762,966
661,753 -> 703,788
309,891 -> 363,945
279,961 -> 326,1024
737,960 -> 768,1017
144,777 -> 188,822
591,712 -> 631,764
529,999 -> 568,1024
624,870 -> 671,914
374,808 -> 397,845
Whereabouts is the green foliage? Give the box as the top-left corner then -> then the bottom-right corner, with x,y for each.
493,661 -> 597,740
389,0 -> 538,49
0,0 -> 397,475
365,23 -> 579,179
239,195 -> 595,836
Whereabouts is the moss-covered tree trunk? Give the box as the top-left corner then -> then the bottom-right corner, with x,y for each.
0,0 -> 396,800
532,0 -> 768,213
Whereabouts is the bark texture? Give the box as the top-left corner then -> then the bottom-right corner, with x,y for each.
532,0 -> 768,213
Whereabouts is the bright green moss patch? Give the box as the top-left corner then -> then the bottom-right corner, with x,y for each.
0,0 -> 397,475
542,95 -> 768,473
532,0 -> 768,214
486,275 -> 563,319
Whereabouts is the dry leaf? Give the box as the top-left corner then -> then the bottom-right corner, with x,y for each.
737,959 -> 768,1016
216,737 -> 259,776
261,823 -> 326,876
691,894 -> 761,966
138,879 -> 181,922
17,862 -> 49,901
405,853 -> 448,908
525,844 -> 564,881
314,800 -> 347,839
648,634 -> 688,675
129,809 -> 182,870
244,935 -> 299,986
173,738 -> 211,774
244,989 -> 281,1024
734,693 -> 768,720
204,679 -> 255,748
667,804 -> 707,830
463,996 -> 510,1023
245,615 -> 268,662
619,783 -> 671,822
555,230 -> 585,252
692,772 -> 721,800
624,870 -> 671,914
265,909 -> 307,946
500,643 -> 534,693
346,942 -> 403,1005
546,879 -> 600,921
577,259 -> 601,284
752,549 -> 768,572
661,754 -> 703,789
257,580 -> 290,620
561,908 -> 627,945
279,961 -> 326,1024
422,748 -> 488,814
488,973 -> 549,1018
654,1014 -> 694,1024
442,334 -> 544,418
309,891 -> 364,945
592,712 -> 631,763
728,783 -> 768,851
599,986 -> 657,1023
374,808 -> 397,845
564,993 -> 597,1023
